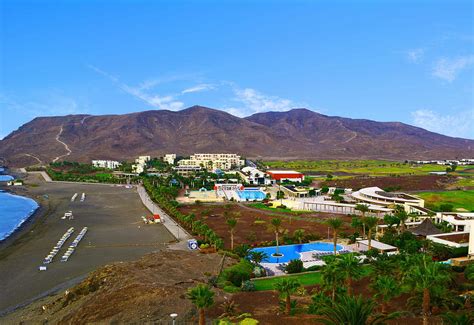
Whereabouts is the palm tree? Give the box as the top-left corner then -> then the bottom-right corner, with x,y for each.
293,229 -> 305,244
321,259 -> 345,301
355,204 -> 369,238
247,251 -> 268,265
441,312 -> 474,325
336,253 -> 363,296
274,278 -> 301,314
404,255 -> 452,325
316,294 -> 401,325
270,218 -> 283,255
325,218 -> 343,254
226,217 -> 237,250
370,275 -> 401,314
394,205 -> 409,233
187,284 -> 215,325
364,216 -> 379,250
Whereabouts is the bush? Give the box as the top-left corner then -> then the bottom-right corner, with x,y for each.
241,280 -> 256,292
439,203 -> 454,212
285,259 -> 304,274
234,244 -> 251,258
223,285 -> 241,293
305,265 -> 322,272
223,259 -> 254,287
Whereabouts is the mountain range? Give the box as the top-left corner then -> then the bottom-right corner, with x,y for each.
1,106 -> 472,167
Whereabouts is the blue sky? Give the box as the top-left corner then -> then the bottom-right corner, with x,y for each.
1,0 -> 473,139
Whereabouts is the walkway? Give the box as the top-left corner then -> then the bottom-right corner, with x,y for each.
136,185 -> 191,241
52,125 -> 72,163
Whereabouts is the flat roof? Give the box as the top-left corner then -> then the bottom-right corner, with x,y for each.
357,239 -> 398,251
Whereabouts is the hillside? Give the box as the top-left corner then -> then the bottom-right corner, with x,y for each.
0,106 -> 472,167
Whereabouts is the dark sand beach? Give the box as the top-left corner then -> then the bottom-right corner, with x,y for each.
0,173 -> 175,315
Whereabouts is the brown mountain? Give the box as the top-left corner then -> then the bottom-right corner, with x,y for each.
0,106 -> 472,167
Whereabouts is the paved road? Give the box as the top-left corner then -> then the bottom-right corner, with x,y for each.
137,185 -> 191,241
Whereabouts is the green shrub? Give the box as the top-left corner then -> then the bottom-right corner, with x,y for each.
223,285 -> 241,293
285,259 -> 304,274
241,280 -> 256,292
223,259 -> 254,287
305,265 -> 322,272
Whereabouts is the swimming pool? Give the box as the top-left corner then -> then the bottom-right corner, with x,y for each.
237,188 -> 266,201
250,242 -> 342,263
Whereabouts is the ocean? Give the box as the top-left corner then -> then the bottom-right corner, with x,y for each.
0,191 -> 39,241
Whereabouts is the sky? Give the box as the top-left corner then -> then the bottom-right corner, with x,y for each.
1,0 -> 473,139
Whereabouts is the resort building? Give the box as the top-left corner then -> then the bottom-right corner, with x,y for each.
92,160 -> 121,169
177,153 -> 245,171
173,165 -> 202,176
238,167 -> 274,185
163,154 -> 176,165
351,187 -> 425,213
434,212 -> 474,232
281,185 -> 309,198
132,155 -> 151,174
267,170 -> 305,182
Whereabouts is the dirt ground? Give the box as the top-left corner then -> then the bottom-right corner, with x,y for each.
1,250 -> 233,324
178,204 -> 353,249
324,175 -> 456,192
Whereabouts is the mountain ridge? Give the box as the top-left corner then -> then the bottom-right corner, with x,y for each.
1,106 -> 472,167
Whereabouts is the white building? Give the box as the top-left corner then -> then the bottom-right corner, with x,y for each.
92,160 -> 121,169
132,155 -> 151,174
164,154 -> 176,165
177,153 -> 245,171
351,187 -> 425,214
238,166 -> 274,185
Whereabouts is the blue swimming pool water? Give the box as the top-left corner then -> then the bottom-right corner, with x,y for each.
237,189 -> 266,200
250,242 -> 342,263
0,175 -> 14,182
0,192 -> 39,241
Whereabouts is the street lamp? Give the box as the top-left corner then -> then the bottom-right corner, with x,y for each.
170,313 -> 178,325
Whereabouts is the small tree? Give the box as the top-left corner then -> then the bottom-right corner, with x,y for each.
293,229 -> 305,244
187,284 -> 215,325
355,204 -> 369,237
226,217 -> 238,250
364,216 -> 379,250
370,275 -> 401,313
247,250 -> 268,265
274,278 -> 301,314
270,218 -> 283,255
326,218 -> 343,254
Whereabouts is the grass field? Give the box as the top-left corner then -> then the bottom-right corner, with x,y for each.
263,160 -> 469,176
253,272 -> 322,291
252,266 -> 372,291
417,190 -> 474,211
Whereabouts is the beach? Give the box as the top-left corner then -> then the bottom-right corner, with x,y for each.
0,173 -> 175,314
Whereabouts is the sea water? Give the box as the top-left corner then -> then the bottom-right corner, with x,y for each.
0,192 -> 39,241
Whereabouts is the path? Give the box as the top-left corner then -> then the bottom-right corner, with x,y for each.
136,185 -> 192,241
52,125 -> 72,163
22,153 -> 43,164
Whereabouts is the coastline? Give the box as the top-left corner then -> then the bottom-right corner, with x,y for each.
0,182 -> 46,255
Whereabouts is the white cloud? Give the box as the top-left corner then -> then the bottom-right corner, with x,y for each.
231,87 -> 295,116
411,109 -> 474,139
432,55 -> 474,82
0,93 -> 86,117
406,48 -> 425,63
181,83 -> 215,94
88,65 -> 184,111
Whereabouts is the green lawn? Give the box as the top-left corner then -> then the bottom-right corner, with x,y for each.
418,190 -> 474,211
253,272 -> 323,291
263,160 -> 468,176
253,266 -> 372,291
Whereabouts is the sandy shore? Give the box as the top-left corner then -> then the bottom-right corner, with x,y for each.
0,173 -> 175,315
